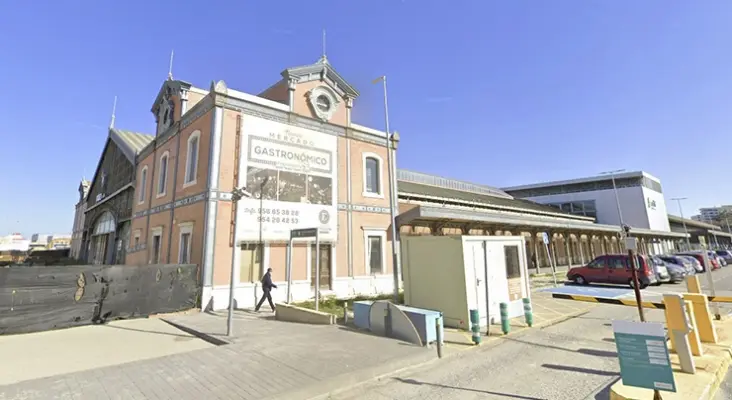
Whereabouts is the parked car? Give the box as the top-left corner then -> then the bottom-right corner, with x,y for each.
677,255 -> 704,273
714,252 -> 727,267
676,251 -> 720,272
652,256 -> 686,283
566,254 -> 657,289
715,250 -> 732,264
649,256 -> 671,284
658,255 -> 696,275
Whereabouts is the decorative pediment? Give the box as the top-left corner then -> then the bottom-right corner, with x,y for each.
281,57 -> 359,99
150,79 -> 192,135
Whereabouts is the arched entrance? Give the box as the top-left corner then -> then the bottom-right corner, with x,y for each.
90,211 -> 116,265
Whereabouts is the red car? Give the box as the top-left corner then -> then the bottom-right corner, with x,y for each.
566,254 -> 657,289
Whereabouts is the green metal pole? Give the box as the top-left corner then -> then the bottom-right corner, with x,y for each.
469,309 -> 481,345
500,303 -> 510,334
523,298 -> 533,327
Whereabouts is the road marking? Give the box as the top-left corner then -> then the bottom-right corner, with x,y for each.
551,293 -> 666,309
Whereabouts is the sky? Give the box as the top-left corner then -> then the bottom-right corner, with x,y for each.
1,1 -> 732,237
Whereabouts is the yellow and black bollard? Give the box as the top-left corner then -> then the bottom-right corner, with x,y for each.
500,302 -> 510,334
523,298 -> 533,327
469,309 -> 481,344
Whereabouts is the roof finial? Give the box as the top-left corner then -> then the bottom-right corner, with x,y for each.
109,96 -> 117,130
320,29 -> 328,64
168,49 -> 174,80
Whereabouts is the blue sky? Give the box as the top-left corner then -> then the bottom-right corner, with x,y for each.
2,1 -> 731,237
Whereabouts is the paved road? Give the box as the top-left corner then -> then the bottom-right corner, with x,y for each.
333,267 -> 732,400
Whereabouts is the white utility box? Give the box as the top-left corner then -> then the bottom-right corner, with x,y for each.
401,235 -> 531,330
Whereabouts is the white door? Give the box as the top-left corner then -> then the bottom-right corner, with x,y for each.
465,241 -> 489,327
485,242 -> 507,325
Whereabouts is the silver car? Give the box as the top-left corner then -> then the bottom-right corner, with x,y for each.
659,255 -> 696,275
650,256 -> 670,284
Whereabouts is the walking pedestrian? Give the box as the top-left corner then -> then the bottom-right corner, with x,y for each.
255,267 -> 277,312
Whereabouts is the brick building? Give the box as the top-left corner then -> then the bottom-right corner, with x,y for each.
125,56 -> 398,310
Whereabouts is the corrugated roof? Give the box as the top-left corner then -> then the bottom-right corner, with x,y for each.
398,180 -> 592,220
110,129 -> 154,163
668,214 -> 721,230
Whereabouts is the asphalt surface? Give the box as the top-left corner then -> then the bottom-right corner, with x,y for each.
333,266 -> 732,400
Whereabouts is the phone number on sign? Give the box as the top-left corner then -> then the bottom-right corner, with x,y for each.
240,207 -> 301,224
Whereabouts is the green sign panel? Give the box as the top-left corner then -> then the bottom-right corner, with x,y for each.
612,320 -> 676,392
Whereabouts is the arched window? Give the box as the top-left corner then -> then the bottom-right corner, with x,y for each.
363,153 -> 383,197
157,152 -> 169,197
138,166 -> 148,204
93,211 -> 116,236
184,131 -> 200,185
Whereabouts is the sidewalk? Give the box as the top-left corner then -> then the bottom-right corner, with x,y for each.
442,290 -> 598,346
0,310 -> 447,400
0,293 -> 595,400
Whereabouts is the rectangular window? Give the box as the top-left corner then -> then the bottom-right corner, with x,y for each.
240,243 -> 263,283
364,229 -> 386,275
368,236 -> 383,274
364,155 -> 381,195
179,233 -> 191,264
133,232 -> 140,247
151,233 -> 162,264
158,155 -> 168,195
185,135 -> 199,184
504,245 -> 521,279
139,168 -> 147,203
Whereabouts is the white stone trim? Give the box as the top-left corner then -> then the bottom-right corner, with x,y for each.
183,130 -> 200,188
156,151 -> 170,198
351,123 -> 387,139
178,222 -> 193,263
362,152 -> 384,198
363,228 -> 387,276
138,166 -> 148,204
307,85 -> 340,122
132,229 -> 141,247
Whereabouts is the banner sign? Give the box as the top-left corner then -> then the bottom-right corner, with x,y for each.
236,116 -> 338,241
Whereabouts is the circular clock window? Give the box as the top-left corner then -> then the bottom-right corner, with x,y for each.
315,95 -> 331,112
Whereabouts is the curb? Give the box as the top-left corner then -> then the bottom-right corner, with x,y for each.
300,307 -> 595,400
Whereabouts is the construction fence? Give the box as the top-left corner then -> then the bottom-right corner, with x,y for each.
0,264 -> 199,335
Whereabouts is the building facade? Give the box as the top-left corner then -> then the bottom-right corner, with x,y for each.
503,171 -> 671,232
396,170 -> 688,270
81,128 -> 153,265
70,179 -> 90,259
125,57 -> 398,311
697,206 -> 732,224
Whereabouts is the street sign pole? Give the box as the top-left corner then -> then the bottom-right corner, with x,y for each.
227,187 -> 252,337
625,236 -> 646,322
315,229 -> 320,312
286,237 -> 293,304
701,246 -> 721,320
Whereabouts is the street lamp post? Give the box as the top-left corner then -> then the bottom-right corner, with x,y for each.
373,75 -> 401,304
227,186 -> 253,337
671,197 -> 692,251
599,169 -> 626,231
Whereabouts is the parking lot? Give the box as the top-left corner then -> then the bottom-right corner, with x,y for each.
540,262 -> 732,314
